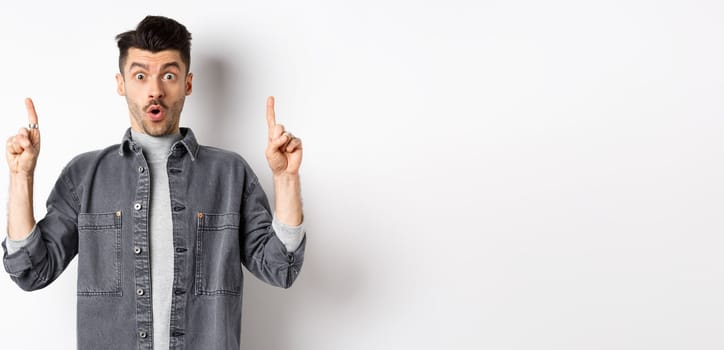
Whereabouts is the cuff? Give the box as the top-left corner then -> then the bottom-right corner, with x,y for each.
5,226 -> 38,255
3,225 -> 47,277
272,217 -> 306,253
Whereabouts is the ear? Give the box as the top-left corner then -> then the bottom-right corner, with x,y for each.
185,72 -> 193,96
115,73 -> 125,96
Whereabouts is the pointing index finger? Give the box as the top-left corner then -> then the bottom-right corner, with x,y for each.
25,97 -> 39,125
266,96 -> 276,131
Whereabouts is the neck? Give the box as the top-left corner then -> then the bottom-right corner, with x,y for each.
130,129 -> 183,162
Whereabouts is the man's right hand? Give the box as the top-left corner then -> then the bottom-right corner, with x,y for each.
6,98 -> 41,176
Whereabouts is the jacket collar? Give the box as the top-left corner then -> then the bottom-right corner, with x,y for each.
118,127 -> 199,161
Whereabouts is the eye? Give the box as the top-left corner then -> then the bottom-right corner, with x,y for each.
163,73 -> 176,80
135,73 -> 145,80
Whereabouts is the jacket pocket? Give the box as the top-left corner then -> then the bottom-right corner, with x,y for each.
77,211 -> 122,296
195,212 -> 242,295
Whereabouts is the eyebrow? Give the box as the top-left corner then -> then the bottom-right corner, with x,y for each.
128,62 -> 148,71
128,62 -> 182,72
161,62 -> 181,71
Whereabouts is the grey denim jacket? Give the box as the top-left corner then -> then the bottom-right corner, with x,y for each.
2,128 -> 306,349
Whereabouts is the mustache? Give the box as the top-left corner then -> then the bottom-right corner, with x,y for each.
146,99 -> 168,110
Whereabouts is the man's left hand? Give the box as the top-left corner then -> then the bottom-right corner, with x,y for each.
265,96 -> 303,176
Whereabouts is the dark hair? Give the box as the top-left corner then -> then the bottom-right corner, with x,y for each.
115,15 -> 192,74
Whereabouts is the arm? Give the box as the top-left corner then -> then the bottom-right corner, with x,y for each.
239,96 -> 306,288
3,99 -> 79,291
265,96 -> 303,226
6,98 -> 40,240
240,176 -> 305,289
273,174 -> 302,226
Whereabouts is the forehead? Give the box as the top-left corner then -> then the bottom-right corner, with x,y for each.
124,48 -> 185,72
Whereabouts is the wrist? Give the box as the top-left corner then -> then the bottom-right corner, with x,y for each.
272,173 -> 303,226
10,172 -> 34,184
273,173 -> 300,184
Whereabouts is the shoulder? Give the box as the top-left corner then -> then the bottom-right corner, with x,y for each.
195,145 -> 263,190
197,145 -> 254,169
67,144 -> 119,166
61,144 -> 122,176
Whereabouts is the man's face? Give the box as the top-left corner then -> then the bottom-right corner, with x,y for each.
116,48 -> 193,136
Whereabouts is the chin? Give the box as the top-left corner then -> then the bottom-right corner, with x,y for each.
142,124 -> 174,137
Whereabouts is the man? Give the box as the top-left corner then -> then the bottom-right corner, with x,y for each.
3,15 -> 306,349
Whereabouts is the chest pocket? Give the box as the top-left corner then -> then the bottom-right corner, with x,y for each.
77,211 -> 122,296
195,212 -> 242,296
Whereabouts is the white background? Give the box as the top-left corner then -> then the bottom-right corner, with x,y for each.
1,1 -> 723,349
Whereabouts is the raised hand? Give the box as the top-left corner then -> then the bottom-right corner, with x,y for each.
6,98 -> 41,176
265,96 -> 302,176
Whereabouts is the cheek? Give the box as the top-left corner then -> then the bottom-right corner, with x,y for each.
123,84 -> 141,98
169,84 -> 189,99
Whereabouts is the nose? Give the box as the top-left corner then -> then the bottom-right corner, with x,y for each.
148,77 -> 165,99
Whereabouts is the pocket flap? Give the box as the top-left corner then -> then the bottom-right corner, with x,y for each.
78,212 -> 121,229
197,212 -> 240,231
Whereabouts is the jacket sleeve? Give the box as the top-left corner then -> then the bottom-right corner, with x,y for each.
240,175 -> 306,289
2,170 -> 79,291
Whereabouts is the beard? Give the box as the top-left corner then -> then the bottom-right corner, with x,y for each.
127,96 -> 186,136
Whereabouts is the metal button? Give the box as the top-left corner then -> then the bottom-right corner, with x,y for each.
115,211 -> 121,217
134,203 -> 142,210
136,288 -> 144,296
139,331 -> 147,338
134,247 -> 142,254
197,212 -> 203,219
138,166 -> 145,173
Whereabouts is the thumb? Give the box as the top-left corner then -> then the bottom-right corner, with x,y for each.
269,133 -> 291,150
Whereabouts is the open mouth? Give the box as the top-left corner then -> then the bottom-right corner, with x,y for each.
147,104 -> 162,113
147,102 -> 164,111
146,104 -> 165,121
